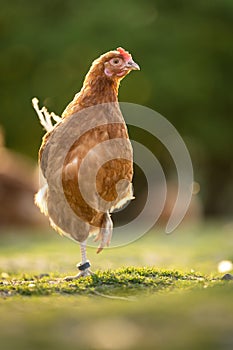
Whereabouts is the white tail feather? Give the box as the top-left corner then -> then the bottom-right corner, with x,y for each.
32,97 -> 62,132
34,185 -> 48,216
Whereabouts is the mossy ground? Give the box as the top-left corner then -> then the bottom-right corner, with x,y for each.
0,267 -> 224,298
0,222 -> 232,349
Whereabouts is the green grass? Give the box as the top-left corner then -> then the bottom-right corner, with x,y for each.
0,267 -> 221,298
0,222 -> 233,349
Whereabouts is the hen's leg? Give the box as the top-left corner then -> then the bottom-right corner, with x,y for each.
97,212 -> 113,254
64,240 -> 92,281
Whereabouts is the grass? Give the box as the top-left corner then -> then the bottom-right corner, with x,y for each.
0,221 -> 233,349
0,267 -> 221,298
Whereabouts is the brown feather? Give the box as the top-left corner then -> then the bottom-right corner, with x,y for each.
36,48 -> 138,243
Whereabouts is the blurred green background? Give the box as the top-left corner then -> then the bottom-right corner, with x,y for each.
0,0 -> 233,222
0,3 -> 233,349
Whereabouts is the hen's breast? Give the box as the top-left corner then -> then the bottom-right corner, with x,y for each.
62,122 -> 133,227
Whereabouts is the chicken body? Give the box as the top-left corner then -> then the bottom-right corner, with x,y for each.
33,47 -> 140,279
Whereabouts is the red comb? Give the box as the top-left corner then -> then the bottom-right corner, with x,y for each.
117,47 -> 132,60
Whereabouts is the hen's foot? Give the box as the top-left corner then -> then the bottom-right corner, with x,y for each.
64,261 -> 92,281
64,269 -> 93,281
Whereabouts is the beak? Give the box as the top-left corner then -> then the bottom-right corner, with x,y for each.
126,60 -> 140,70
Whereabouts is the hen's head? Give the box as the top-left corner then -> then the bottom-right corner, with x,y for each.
90,47 -> 140,81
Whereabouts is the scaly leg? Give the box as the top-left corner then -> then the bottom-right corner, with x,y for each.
96,212 -> 113,254
64,240 -> 92,281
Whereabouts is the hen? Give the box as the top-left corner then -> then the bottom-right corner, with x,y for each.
32,47 -> 140,280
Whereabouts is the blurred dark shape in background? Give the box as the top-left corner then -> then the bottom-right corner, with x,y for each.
0,127 -> 45,229
156,181 -> 202,225
0,0 -> 232,228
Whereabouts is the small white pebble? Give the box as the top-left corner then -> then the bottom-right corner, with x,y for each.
218,260 -> 233,273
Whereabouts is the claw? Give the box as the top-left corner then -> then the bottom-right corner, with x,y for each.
96,247 -> 103,254
64,269 -> 93,281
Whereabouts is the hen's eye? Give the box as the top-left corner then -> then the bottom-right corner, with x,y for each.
110,58 -> 123,66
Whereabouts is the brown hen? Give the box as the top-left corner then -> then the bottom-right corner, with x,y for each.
32,47 -> 140,279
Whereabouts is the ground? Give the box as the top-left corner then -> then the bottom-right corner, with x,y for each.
0,222 -> 233,349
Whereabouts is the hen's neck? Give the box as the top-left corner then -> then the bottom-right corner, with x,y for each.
79,75 -> 120,106
62,69 -> 120,118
